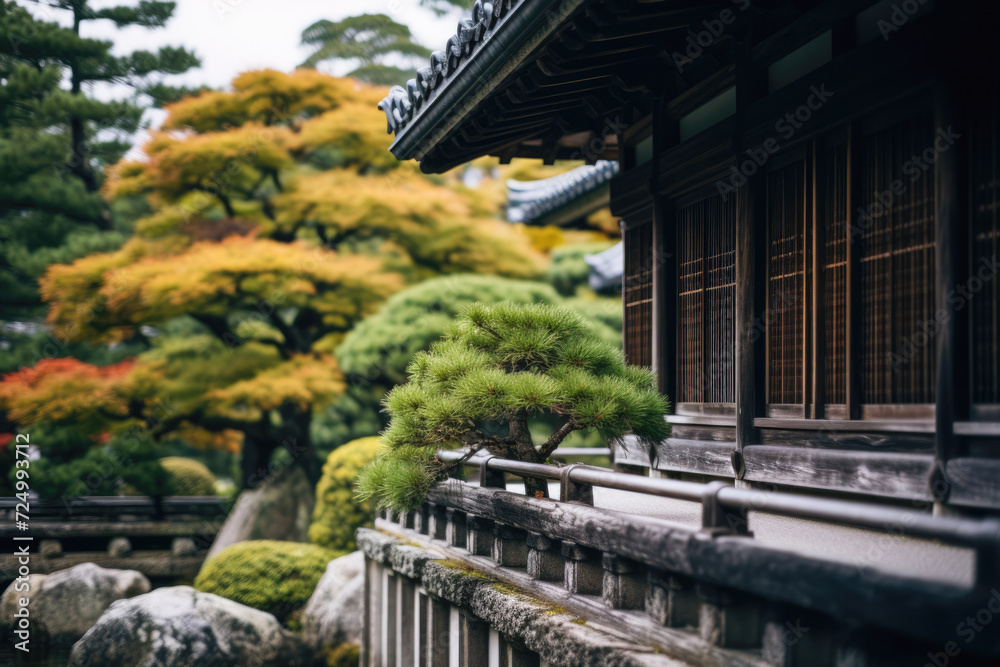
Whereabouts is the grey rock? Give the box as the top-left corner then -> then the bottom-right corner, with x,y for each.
171,537 -> 197,557
300,551 -> 366,657
108,537 -> 132,557
0,573 -> 48,635
204,466 -> 314,563
1,563 -> 149,645
67,586 -> 312,667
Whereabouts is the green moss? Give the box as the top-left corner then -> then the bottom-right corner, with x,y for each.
324,643 -> 360,667
160,457 -> 217,496
193,540 -> 340,624
309,437 -> 382,552
571,617 -> 587,625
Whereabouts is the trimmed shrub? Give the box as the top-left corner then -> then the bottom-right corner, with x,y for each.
160,456 -> 217,496
309,436 -> 382,552
193,540 -> 339,624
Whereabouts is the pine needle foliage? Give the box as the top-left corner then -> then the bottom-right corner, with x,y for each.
357,303 -> 670,511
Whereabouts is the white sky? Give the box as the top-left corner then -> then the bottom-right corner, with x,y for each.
22,0 -> 460,87
20,0 -> 462,154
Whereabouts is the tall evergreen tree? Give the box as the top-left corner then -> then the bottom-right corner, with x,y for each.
300,13 -> 430,85
0,1 -> 200,318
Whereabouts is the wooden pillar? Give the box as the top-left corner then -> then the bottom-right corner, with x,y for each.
735,164 -> 766,481
932,76 -> 970,507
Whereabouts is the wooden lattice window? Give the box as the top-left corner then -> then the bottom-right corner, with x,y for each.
624,222 -> 653,368
857,116 -> 936,404
972,90 -> 1000,404
823,143 -> 849,405
677,194 -> 736,403
766,161 -> 807,405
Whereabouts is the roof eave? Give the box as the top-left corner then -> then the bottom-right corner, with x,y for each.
382,0 -> 591,172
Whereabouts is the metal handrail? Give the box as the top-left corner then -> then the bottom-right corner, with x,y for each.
437,449 -> 1000,549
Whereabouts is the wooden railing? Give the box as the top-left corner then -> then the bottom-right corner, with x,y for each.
368,452 -> 1000,665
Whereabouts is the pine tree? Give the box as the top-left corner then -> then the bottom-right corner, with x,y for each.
356,302 -> 670,510
0,0 -> 199,317
300,14 -> 431,85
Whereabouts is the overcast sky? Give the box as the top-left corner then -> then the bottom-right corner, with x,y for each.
20,0 -> 461,155
24,0 -> 460,89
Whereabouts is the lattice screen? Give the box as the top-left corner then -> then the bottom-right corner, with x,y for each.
677,195 -> 736,403
766,161 -> 807,405
972,90 -> 1000,404
624,222 -> 653,368
858,116 -> 936,404
823,144 -> 849,405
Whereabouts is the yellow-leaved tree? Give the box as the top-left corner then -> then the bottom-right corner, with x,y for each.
27,69 -> 544,486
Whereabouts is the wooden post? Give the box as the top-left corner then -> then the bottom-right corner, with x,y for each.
460,613 -> 490,666
445,508 -> 467,549
423,593 -> 450,667
561,541 -> 603,596
467,515 -> 494,557
428,503 -> 447,541
526,532 -> 563,582
645,569 -> 700,628
698,583 -> 762,649
493,523 -> 528,568
601,553 -> 645,610
396,576 -> 416,666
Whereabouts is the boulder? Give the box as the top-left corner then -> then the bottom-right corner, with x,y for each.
67,586 -> 312,667
301,551 -> 366,657
1,563 -> 149,645
0,573 -> 48,635
205,466 -> 314,563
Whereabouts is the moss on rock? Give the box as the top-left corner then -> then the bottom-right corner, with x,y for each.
309,436 -> 382,552
193,540 -> 339,624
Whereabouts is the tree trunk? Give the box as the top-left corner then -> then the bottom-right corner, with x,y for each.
240,434 -> 278,490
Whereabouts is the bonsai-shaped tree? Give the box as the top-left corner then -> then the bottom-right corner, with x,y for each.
357,302 -> 670,511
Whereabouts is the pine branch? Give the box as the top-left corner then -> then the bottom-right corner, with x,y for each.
539,417 -> 582,460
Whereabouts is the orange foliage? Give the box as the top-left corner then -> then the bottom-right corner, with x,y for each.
0,358 -> 135,427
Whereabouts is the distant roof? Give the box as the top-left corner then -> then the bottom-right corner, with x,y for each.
585,241 -> 623,291
506,160 -> 618,227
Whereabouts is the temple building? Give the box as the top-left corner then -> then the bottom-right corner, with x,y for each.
361,1 -> 1000,665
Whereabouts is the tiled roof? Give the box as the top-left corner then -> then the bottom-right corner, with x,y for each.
505,160 -> 619,225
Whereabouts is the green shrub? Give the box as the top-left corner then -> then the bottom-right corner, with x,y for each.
193,540 -> 338,624
309,436 -> 382,552
160,456 -> 217,495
